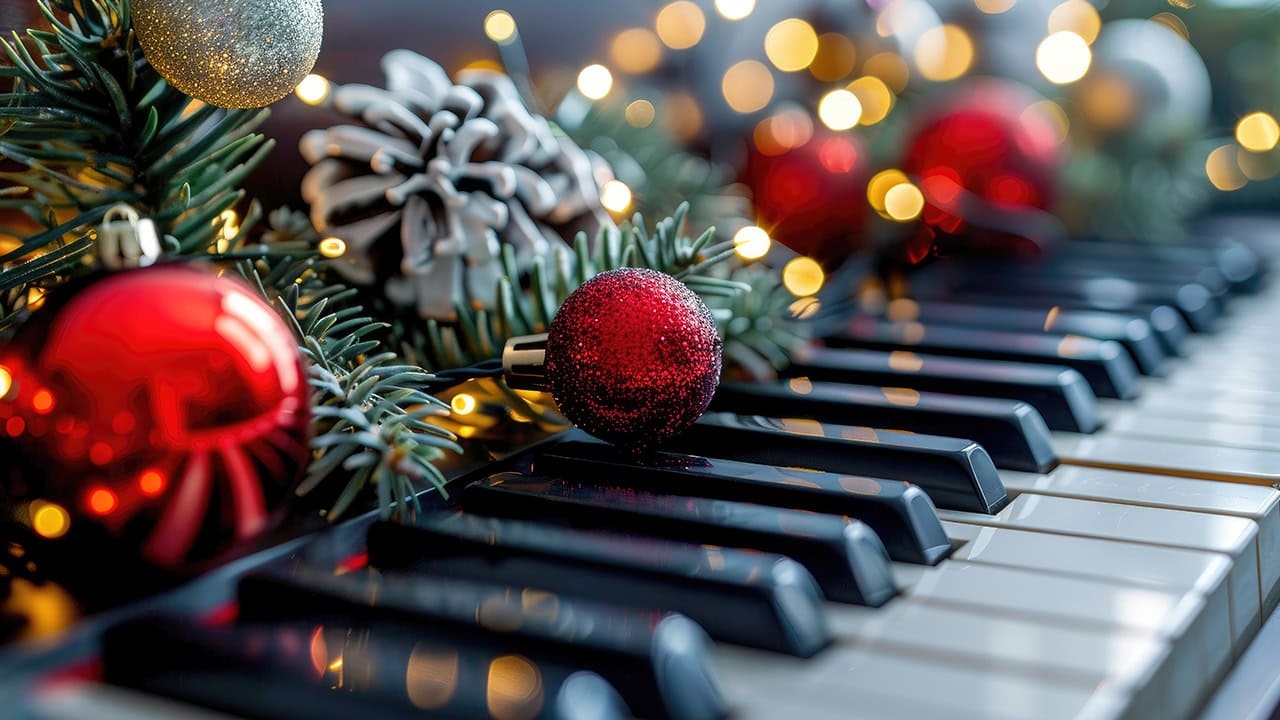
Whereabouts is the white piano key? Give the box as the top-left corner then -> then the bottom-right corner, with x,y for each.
1131,393 -> 1280,425
938,494 -> 1260,651
1051,432 -> 1280,485
942,522 -> 1240,650
1104,411 -> 1280,452
715,642 -> 1133,720
997,465 -> 1280,614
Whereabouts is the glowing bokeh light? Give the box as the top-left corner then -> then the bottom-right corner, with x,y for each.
884,183 -> 926,221
319,237 -> 347,258
88,488 -> 118,515
867,169 -> 910,214
764,19 -> 820,72
663,91 -> 704,140
753,106 -> 815,155
1236,112 -> 1280,152
451,393 -> 477,416
576,64 -> 614,100
1023,100 -> 1070,145
733,226 -> 772,260
863,52 -> 910,93
847,76 -> 894,125
715,0 -> 755,20
32,502 -> 70,539
31,388 -> 54,414
0,365 -> 11,398
783,257 -> 825,297
975,0 -> 1017,13
139,469 -> 166,496
809,33 -> 858,82
1206,144 -> 1247,191
1048,1 -> 1101,44
1036,31 -> 1091,84
294,74 -> 330,105
915,25 -> 974,82
656,2 -> 706,49
484,10 -> 519,44
818,90 -> 863,131
600,180 -> 634,213
610,28 -> 663,74
625,99 -> 656,127
722,60 -> 775,113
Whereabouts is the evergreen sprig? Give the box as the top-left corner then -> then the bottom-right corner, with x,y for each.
0,0 -> 272,305
238,211 -> 460,522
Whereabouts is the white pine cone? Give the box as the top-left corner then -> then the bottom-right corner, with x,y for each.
300,50 -> 613,319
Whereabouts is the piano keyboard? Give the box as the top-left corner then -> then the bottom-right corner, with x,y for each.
11,234 -> 1280,720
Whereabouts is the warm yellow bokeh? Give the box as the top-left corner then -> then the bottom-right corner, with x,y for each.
1048,1 -> 1101,44
1036,31 -> 1091,84
1237,112 -> 1280,152
915,25 -> 974,82
733,226 -> 772,260
625,99 -> 656,127
809,33 -> 858,82
722,60 -> 775,113
848,76 -> 894,126
1206,144 -> 1247,191
765,19 -> 820,72
656,1 -> 706,49
577,64 -> 614,100
484,10 -> 519,44
783,257 -> 826,297
611,28 -> 664,74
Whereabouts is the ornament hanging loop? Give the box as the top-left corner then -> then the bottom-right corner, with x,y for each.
98,204 -> 162,271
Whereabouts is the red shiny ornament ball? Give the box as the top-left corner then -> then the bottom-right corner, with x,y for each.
0,265 -> 311,570
901,82 -> 1061,260
545,268 -> 722,455
744,129 -> 870,269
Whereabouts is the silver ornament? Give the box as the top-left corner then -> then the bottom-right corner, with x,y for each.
300,51 -> 612,320
133,0 -> 324,109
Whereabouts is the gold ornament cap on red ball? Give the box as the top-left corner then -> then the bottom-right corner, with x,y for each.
132,0 -> 324,109
503,268 -> 723,456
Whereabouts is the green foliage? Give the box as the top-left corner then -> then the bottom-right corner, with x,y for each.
0,0 -> 273,302
239,210 -> 460,522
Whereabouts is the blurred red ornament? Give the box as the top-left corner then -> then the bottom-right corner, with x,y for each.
900,82 -> 1061,262
0,265 -> 311,570
744,128 -> 870,268
545,268 -> 722,455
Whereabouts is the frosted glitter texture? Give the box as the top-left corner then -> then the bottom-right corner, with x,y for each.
546,268 -> 723,455
133,0 -> 324,109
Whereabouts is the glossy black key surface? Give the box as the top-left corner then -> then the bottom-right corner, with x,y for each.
667,414 -> 1007,515
103,617 -> 629,720
1056,238 -> 1263,292
711,381 -> 1057,473
903,302 -> 1167,375
787,347 -> 1099,432
830,318 -> 1140,400
239,568 -> 725,720
463,472 -> 897,607
537,434 -> 951,565
367,513 -> 831,657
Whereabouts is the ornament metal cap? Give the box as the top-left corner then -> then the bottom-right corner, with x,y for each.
502,333 -> 550,391
98,204 -> 162,271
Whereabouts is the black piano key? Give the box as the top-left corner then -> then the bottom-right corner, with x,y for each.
238,568 -> 725,720
939,274 -> 1221,331
711,381 -> 1057,474
786,347 -> 1099,433
1056,238 -> 1263,292
367,513 -> 831,658
903,302 -> 1167,375
1024,258 -> 1231,299
103,617 -> 629,720
463,472 -> 897,607
829,318 -> 1140,400
537,434 -> 951,565
667,414 -> 1008,515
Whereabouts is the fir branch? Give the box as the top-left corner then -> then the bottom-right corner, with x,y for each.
0,0 -> 274,289
236,209 -> 461,522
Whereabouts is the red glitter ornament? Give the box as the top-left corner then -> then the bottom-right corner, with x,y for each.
545,268 -> 722,455
0,265 -> 311,571
900,82 -> 1061,262
744,129 -> 871,268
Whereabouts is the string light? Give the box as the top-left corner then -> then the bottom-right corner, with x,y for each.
764,19 -> 820,72
656,2 -> 706,49
783,257 -> 825,297
818,89 -> 863,131
722,60 -> 774,113
1036,31 -> 1091,84
451,393 -> 477,416
714,0 -> 755,20
576,64 -> 614,100
600,180 -> 633,213
484,10 -> 519,44
625,99 -> 656,127
295,74 -> 330,105
1236,112 -> 1280,152
733,226 -> 772,260
319,237 -> 347,258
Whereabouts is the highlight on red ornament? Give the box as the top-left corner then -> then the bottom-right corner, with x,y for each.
0,265 -> 312,572
899,81 -> 1062,262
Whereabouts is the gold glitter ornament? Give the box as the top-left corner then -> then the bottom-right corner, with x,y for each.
132,0 -> 324,109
